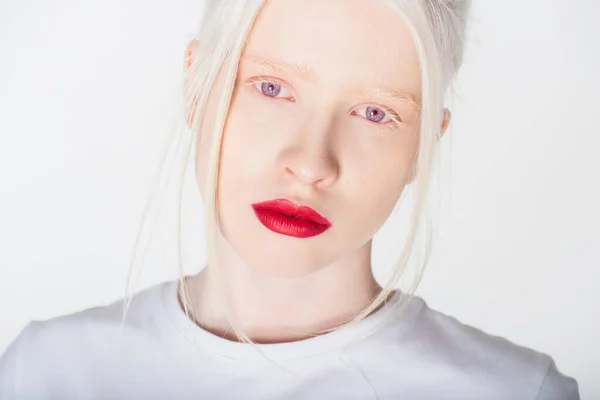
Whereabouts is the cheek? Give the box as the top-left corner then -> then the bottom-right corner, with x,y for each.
194,78 -> 227,200
345,131 -> 418,228
195,72 -> 256,199
219,98 -> 268,175
350,160 -> 407,213
219,89 -> 294,180
215,98 -> 286,216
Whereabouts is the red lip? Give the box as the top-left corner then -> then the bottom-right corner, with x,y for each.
251,198 -> 332,238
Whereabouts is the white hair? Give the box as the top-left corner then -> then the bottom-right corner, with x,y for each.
123,0 -> 472,348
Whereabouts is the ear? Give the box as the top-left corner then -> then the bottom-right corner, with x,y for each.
440,108 -> 451,139
184,39 -> 200,127
184,39 -> 199,72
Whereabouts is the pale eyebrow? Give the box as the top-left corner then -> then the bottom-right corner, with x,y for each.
240,55 -> 421,106
240,55 -> 314,80
354,86 -> 421,107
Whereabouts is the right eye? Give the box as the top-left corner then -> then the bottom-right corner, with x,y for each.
250,78 -> 293,100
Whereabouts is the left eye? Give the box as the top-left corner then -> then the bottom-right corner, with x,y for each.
254,80 -> 291,99
355,106 -> 393,124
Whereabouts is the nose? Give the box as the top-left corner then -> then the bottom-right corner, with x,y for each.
278,119 -> 340,189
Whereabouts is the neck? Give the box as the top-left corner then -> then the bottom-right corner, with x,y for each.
182,231 -> 381,344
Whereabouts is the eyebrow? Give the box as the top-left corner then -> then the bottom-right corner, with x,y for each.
355,86 -> 421,106
240,55 -> 314,80
240,55 -> 421,106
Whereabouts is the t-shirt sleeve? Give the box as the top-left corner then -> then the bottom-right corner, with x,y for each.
0,322 -> 38,399
535,358 -> 579,400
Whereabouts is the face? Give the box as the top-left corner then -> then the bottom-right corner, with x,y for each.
194,0 -> 426,278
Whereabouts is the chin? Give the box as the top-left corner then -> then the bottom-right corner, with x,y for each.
221,227 -> 334,278
215,208 -> 337,278
247,238 -> 334,278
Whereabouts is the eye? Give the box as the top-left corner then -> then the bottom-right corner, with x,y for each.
251,79 -> 292,100
354,106 -> 398,125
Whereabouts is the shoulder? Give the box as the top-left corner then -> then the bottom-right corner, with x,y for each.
14,280 -> 171,346
0,280 -> 174,397
392,296 -> 579,399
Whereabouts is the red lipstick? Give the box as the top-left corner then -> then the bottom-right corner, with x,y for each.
251,198 -> 332,238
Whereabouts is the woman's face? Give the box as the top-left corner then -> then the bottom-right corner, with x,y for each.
195,0 -> 424,277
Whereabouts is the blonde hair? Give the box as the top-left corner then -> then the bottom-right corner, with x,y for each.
123,0 -> 471,346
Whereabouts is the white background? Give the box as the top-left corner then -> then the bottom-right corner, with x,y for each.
1,0 -> 599,398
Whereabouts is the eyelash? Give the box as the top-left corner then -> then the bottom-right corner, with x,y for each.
246,77 -> 403,127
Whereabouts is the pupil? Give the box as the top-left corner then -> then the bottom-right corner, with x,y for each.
367,107 -> 384,122
262,82 -> 280,97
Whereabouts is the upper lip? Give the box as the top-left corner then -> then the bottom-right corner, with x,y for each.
251,198 -> 331,226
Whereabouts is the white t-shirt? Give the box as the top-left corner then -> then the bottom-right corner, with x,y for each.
0,280 -> 579,399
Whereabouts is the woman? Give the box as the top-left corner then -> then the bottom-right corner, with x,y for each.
0,0 -> 580,398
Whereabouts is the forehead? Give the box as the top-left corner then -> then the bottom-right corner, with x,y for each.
242,0 -> 421,97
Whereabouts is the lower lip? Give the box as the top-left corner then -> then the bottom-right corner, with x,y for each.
252,208 -> 331,238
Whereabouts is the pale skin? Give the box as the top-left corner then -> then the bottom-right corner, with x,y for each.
182,0 -> 450,344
